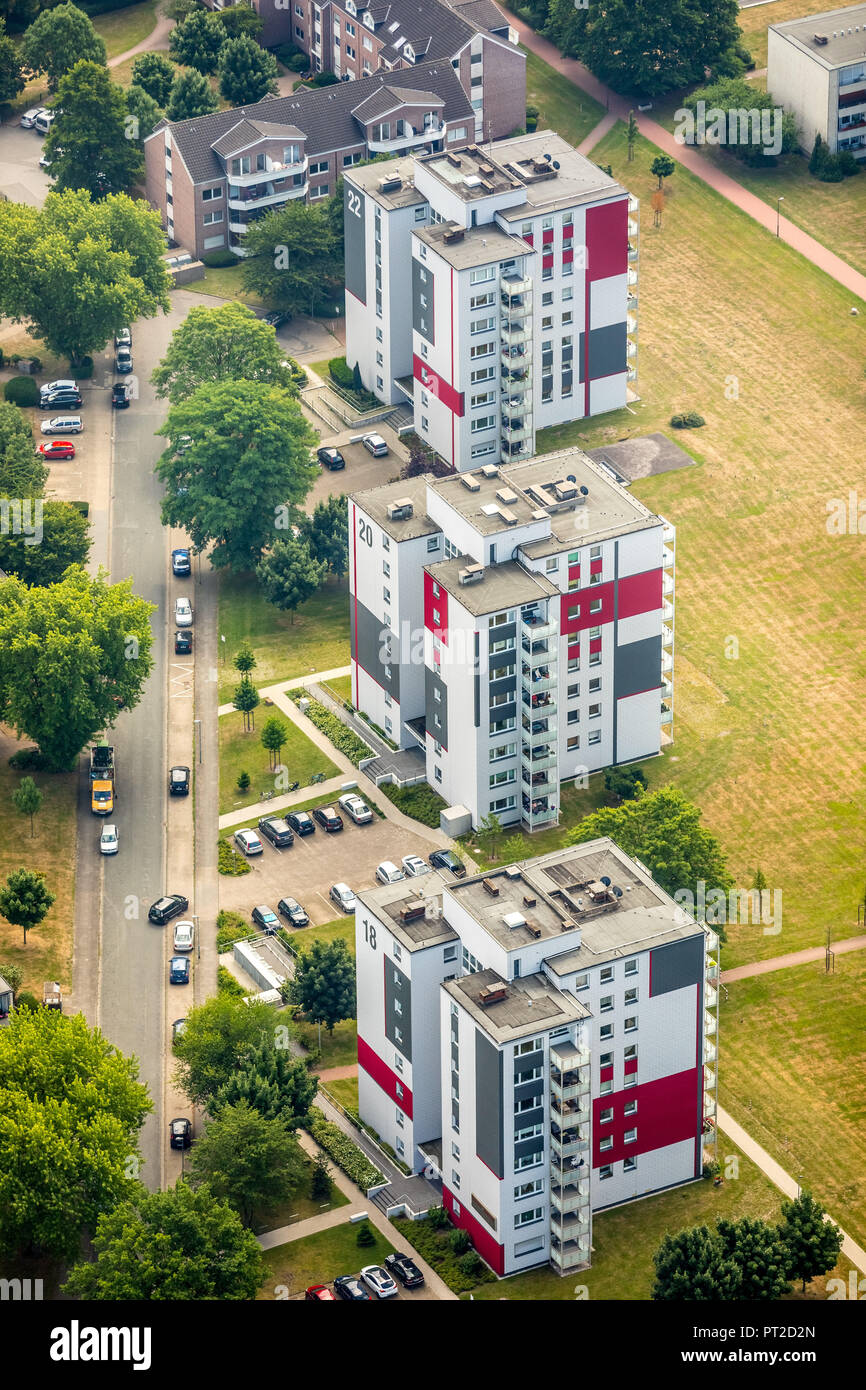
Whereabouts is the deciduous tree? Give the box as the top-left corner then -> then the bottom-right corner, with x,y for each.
233,675 -> 259,731
151,302 -> 298,404
241,199 -> 339,317
571,0 -> 741,98
188,1100 -> 306,1227
20,2 -> 107,91
11,775 -> 42,837
299,495 -> 348,578
212,3 -> 263,39
125,83 -> 163,145
287,938 -> 356,1034
44,60 -> 142,197
173,994 -> 275,1108
0,18 -> 24,106
0,868 -> 54,944
651,154 -> 676,190
260,714 -> 288,770
212,1037 -> 317,1127
716,1217 -> 792,1300
256,533 -> 325,619
0,499 -> 91,587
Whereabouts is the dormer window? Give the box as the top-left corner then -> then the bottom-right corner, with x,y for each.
345,0 -> 356,11
363,10 -> 374,29
231,156 -> 252,176
404,45 -> 414,61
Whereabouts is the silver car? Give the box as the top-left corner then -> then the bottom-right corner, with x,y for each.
20,107 -> 45,129
376,861 -> 404,885
402,854 -> 431,878
40,415 -> 83,435
99,823 -> 118,855
338,793 -> 373,824
174,597 -> 193,627
173,919 -> 195,952
330,882 -> 356,913
234,828 -> 263,856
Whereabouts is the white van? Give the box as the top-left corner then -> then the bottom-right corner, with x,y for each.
35,110 -> 56,135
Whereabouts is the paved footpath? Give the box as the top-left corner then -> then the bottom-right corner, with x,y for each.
721,934 -> 866,983
511,16 -> 866,304
108,11 -> 173,69
717,1106 -> 866,1277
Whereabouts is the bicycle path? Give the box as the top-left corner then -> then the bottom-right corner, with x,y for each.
721,934 -> 866,983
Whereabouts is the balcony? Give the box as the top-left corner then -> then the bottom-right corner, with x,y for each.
627,311 -> 637,335
522,748 -> 557,774
662,649 -> 673,674
523,771 -> 556,797
367,119 -> 446,153
550,1098 -> 589,1129
704,1010 -> 717,1037
521,610 -> 556,637
627,268 -> 638,288
501,292 -> 531,319
550,1129 -> 590,1161
550,1076 -> 590,1105
523,718 -> 557,746
522,692 -> 556,718
627,340 -> 637,359
522,635 -> 552,661
662,599 -> 674,622
661,624 -> 674,649
550,1182 -> 589,1214
704,1065 -> 717,1091
627,294 -> 638,313
705,981 -> 718,1010
628,215 -> 638,238
706,955 -> 719,981
662,545 -> 675,569
501,344 -> 532,368
704,1039 -> 717,1066
663,571 -> 674,597
628,243 -> 638,261
501,418 -> 532,443
662,678 -> 673,702
522,670 -> 556,694
550,1239 -> 590,1271
503,387 -> 532,415
551,1210 -> 590,1241
705,929 -> 720,953
501,321 -> 531,346
228,157 -> 307,188
522,798 -> 557,829
501,270 -> 532,297
704,1090 -> 717,1119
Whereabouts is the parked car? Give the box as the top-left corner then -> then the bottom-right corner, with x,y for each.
148,894 -> 189,925
362,433 -> 389,457
40,390 -> 82,411
637,99 -> 653,112
402,854 -> 431,878
428,848 -> 467,877
376,861 -> 405,885
317,446 -> 345,470
40,415 -> 82,435
174,630 -> 192,656
37,439 -> 75,460
41,377 -> 78,395
277,896 -> 309,927
172,1018 -> 187,1042
360,1264 -> 398,1299
258,815 -> 294,848
313,805 -> 343,833
169,765 -> 190,796
20,107 -> 46,129
234,828 -> 263,856
264,310 -> 290,328
304,1285 -> 336,1301
174,597 -> 193,627
384,1251 -> 424,1289
329,882 -> 356,914
34,109 -> 56,135
251,904 -> 279,935
286,810 -> 315,836
111,381 -> 130,408
170,918 -> 193,952
333,1274 -> 372,1301
169,1117 -> 192,1149
99,823 -> 118,856
338,793 -> 373,824
115,345 -> 133,374
115,327 -> 132,348
169,955 -> 190,985
171,548 -> 191,576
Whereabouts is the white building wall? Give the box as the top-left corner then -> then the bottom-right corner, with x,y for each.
767,29 -> 833,151
593,1136 -> 695,1209
616,688 -> 661,762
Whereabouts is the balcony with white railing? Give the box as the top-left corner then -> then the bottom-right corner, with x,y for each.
227,156 -> 307,188
367,119 -> 446,153
662,545 -> 675,569
704,1090 -> 717,1119
704,1039 -> 717,1066
627,340 -> 637,359
550,1182 -> 590,1215
501,418 -> 533,443
662,650 -> 673,674
523,771 -> 557,798
627,267 -> 638,288
501,270 -> 532,298
550,1128 -> 590,1161
521,608 -> 556,637
662,678 -> 673,701
705,980 -> 718,1010
706,955 -> 719,981
522,668 -> 556,693
661,624 -> 674,649
627,311 -> 637,335
550,1075 -> 590,1105
501,321 -> 532,347
704,1010 -> 717,1037
524,718 -> 557,747
501,290 -> 532,319
704,1066 -> 717,1091
522,797 -> 557,830
522,747 -> 557,775
502,344 -> 532,369
663,572 -> 674,598
550,1238 -> 590,1271
660,703 -> 673,726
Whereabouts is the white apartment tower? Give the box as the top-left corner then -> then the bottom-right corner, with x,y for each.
343,131 -> 639,468
349,446 -> 675,832
354,837 -> 721,1277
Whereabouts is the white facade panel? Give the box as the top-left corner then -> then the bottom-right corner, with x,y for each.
616,688 -> 661,763
592,1136 -> 695,1210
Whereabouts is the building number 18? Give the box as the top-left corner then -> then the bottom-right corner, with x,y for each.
364,920 -> 377,949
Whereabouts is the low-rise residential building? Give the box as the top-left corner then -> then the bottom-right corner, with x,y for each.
143,61 -> 474,258
355,838 -> 720,1276
348,446 -> 674,833
343,131 -> 638,462
768,5 -> 866,157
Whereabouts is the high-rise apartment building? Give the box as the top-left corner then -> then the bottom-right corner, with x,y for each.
343,131 -> 639,467
354,837 -> 720,1276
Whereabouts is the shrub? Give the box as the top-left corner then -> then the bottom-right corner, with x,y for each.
328,355 -> 355,390
355,1220 -> 375,1247
670,411 -> 705,429
216,908 -> 250,953
8,748 -> 49,771
15,992 -> 40,1011
202,249 -> 241,268
310,71 -> 339,86
837,150 -> 861,178
218,837 -> 252,876
217,965 -> 246,997
288,53 -> 308,72
379,781 -> 447,828
604,765 -> 648,801
449,1227 -> 471,1254
272,42 -> 301,65
285,355 -> 307,388
458,1250 -> 483,1278
392,1216 -> 495,1293
76,356 -> 94,380
4,377 -> 39,407
427,1204 -> 450,1230
306,1110 -> 383,1190
525,102 -> 539,131
236,770 -> 251,792
291,695 -> 373,765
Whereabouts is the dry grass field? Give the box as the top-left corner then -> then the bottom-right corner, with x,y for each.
539,122 -> 866,970
738,0 -> 835,70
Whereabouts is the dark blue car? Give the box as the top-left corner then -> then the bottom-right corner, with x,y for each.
169,956 -> 190,985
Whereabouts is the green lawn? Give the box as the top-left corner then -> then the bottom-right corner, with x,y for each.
467,1141 -> 855,1300
321,674 -> 352,704
195,264 -> 264,306
95,0 -> 161,59
289,916 -> 356,957
719,953 -> 866,1251
737,0 -> 832,70
294,1016 -> 357,1069
535,119 -> 866,970
461,770 -> 613,868
251,1155 -> 349,1235
218,573 -> 350,704
322,1075 -> 359,1114
218,708 -> 338,815
523,48 -> 605,148
258,1220 -> 394,1298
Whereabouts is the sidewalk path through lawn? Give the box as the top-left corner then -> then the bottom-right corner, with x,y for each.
717,1105 -> 866,1277
317,1064 -> 358,1082
721,934 -> 866,983
107,10 -> 173,69
511,16 -> 866,304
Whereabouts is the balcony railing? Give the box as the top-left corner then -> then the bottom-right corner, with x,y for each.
705,1011 -> 717,1037
661,703 -> 673,725
522,799 -> 557,829
523,771 -> 556,797
522,750 -> 557,777
501,292 -> 531,319
522,693 -> 556,718
501,270 -> 532,296
627,268 -> 638,288
551,1210 -> 590,1240
704,1066 -> 717,1091
628,243 -> 638,261
501,419 -> 532,443
663,572 -> 674,597
523,719 -> 557,745
549,1240 -> 590,1271
661,624 -> 674,648
704,1039 -> 717,1065
522,671 -> 556,694
704,1090 -> 717,1119
367,120 -> 446,152
501,321 -> 532,346
550,1183 -> 589,1214
521,610 -> 556,637
662,545 -> 675,569
550,1130 -> 590,1160
550,1076 -> 590,1104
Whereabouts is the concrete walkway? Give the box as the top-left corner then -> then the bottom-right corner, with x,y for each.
217,665 -> 352,718
107,10 -> 173,69
717,1106 -> 866,1277
722,934 -> 866,983
512,16 -> 866,304
317,1064 -> 358,1082
258,1129 -> 457,1299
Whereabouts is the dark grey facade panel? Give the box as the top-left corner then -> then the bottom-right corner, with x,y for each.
384,958 -> 412,1059
514,1105 -> 545,1131
514,1136 -> 544,1160
514,1080 -> 544,1106
578,322 -> 627,383
614,634 -> 662,702
352,597 -> 401,701
488,674 -> 516,700
490,622 -> 516,646
344,183 -> 366,305
475,1031 -> 504,1178
490,700 -> 516,725
426,665 -> 448,749
514,1049 -> 544,1075
650,935 -> 704,998
413,259 -> 435,345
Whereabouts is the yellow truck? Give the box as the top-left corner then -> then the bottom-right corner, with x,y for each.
90,743 -> 115,816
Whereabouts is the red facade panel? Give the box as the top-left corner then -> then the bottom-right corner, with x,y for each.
560,582 -> 615,635
413,354 -> 465,417
592,1067 -> 699,1167
424,570 -> 449,645
586,198 -> 629,283
562,247 -> 574,264
443,1185 -> 504,1275
358,1034 -> 414,1120
618,568 -> 663,620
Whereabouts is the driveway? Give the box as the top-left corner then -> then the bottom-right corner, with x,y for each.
309,435 -> 405,506
276,315 -> 345,365
0,122 -> 52,206
219,813 -> 443,926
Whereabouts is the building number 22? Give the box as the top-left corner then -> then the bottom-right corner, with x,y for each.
348,189 -> 362,218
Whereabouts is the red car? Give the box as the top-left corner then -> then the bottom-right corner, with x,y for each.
38,439 -> 75,460
304,1285 -> 336,1301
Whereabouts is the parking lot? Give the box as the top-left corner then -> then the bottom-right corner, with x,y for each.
0,119 -> 53,206
218,806 -> 442,928
307,432 -> 407,507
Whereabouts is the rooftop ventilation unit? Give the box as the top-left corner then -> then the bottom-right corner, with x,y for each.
531,508 -> 548,521
522,894 -> 537,908
529,925 -> 542,939
480,464 -> 499,478
560,920 -> 577,931
464,175 -> 482,189
386,498 -> 414,521
814,32 -> 828,43
479,179 -> 494,193
400,899 -> 427,922
496,487 -> 519,504
503,911 -> 527,930
499,508 -> 518,525
461,473 -> 481,491
504,865 -> 522,880
442,224 -> 465,243
553,480 -> 577,500
482,876 -> 500,896
479,981 -> 508,1006
378,175 -> 402,193
459,563 -> 485,585
479,163 -> 494,176
447,151 -> 462,167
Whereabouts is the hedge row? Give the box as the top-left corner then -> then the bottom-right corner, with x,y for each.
216,909 -> 251,953
307,1110 -> 383,1191
291,696 -> 372,766
4,377 -> 39,407
379,781 -> 447,828
392,1217 -> 495,1293
217,838 -> 252,876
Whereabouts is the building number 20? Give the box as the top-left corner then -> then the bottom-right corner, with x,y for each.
358,516 -> 373,546
347,189 -> 362,218
364,920 -> 377,949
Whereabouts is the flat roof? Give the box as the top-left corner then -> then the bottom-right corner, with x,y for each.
429,465 -> 543,533
771,6 -> 866,66
494,131 -> 628,219
415,220 -> 529,270
350,474 -> 440,541
508,448 -> 660,554
355,871 -> 459,954
444,967 -> 588,1044
426,556 -> 559,615
419,143 -> 520,201
347,154 -> 426,210
446,837 -> 702,966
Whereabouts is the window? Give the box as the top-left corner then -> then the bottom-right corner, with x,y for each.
434,765 -> 442,783
394,1053 -> 403,1072
470,342 -> 495,360
471,390 -> 496,408
452,1141 -> 460,1158
414,205 -> 427,223
574,973 -> 588,991
600,966 -> 613,983
600,1078 -> 612,1095
567,710 -> 579,727
589,599 -> 602,615
588,730 -> 601,745
309,159 -> 329,175
471,414 -> 495,433
541,315 -> 553,330
202,234 -> 225,249
201,185 -> 222,201
590,546 -> 601,559
490,742 -> 516,762
600,1023 -> 613,1040
599,1135 -> 613,1152
471,441 -> 496,459
383,587 -> 391,605
599,1107 -> 613,1124
471,365 -> 495,383
600,995 -> 613,1013
452,1170 -> 460,1189
624,1099 -> 637,1116
567,683 -> 580,699
447,125 -> 467,143
490,794 -> 516,812
514,1150 -> 543,1171
563,286 -> 573,301
625,958 -> 638,976
514,1096 -> 537,1115
310,184 -> 329,200
588,703 -> 601,719
471,291 -> 495,310
382,535 -> 390,551
600,1052 -> 613,1067
589,677 -> 601,693
514,1179 -> 543,1199
623,1156 -> 637,1173
462,945 -> 481,975
203,210 -> 223,225
599,1164 -> 613,1180
625,988 -> 638,1005
566,735 -> 579,751
624,1016 -> 637,1032
514,1207 -> 543,1228
563,310 -> 573,326
624,1128 -> 637,1144
489,769 -> 515,789
427,535 -> 440,552
624,1044 -> 637,1062
469,266 -> 495,284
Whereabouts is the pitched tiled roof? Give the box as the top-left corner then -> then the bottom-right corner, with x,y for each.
444,0 -> 512,35
210,118 -> 306,159
370,0 -> 475,64
152,61 -> 474,185
351,83 -> 443,123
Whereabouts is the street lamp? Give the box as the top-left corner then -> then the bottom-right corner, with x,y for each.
776,196 -> 785,237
